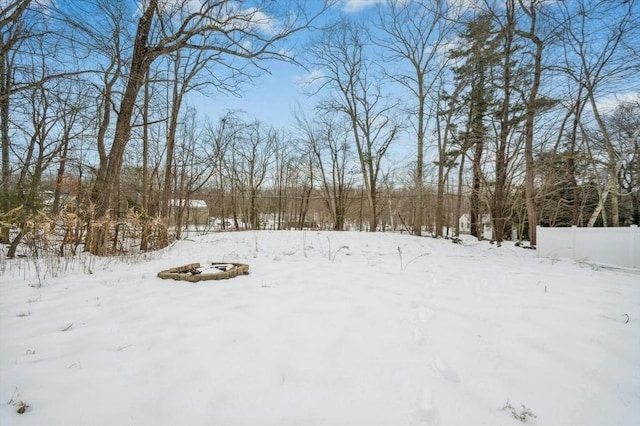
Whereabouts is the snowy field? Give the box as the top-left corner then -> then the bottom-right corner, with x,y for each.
1,230 -> 639,426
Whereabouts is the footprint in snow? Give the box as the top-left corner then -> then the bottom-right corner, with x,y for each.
418,305 -> 430,323
433,357 -> 461,383
413,328 -> 425,345
414,387 -> 440,425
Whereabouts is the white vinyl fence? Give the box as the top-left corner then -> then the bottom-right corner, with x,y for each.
537,225 -> 640,269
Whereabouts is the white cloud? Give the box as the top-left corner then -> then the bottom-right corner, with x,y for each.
145,0 -> 205,15
294,70 -> 325,87
135,1 -> 281,37
448,0 -> 484,13
595,92 -> 640,113
341,0 -> 386,13
216,4 -> 281,37
278,47 -> 294,58
243,7 -> 280,36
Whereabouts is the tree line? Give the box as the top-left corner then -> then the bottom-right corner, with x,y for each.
1,0 -> 638,257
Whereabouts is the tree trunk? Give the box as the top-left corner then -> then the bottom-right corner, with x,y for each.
414,81 -> 425,236
587,93 -> 620,227
0,44 -> 11,244
89,0 -> 157,254
140,69 -> 150,252
51,135 -> 69,216
470,139 -> 483,239
518,0 -> 543,247
493,10 -> 512,246
454,148 -> 466,237
567,94 -> 585,226
435,146 -> 445,238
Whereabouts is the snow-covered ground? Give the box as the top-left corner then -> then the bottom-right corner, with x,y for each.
1,231 -> 638,426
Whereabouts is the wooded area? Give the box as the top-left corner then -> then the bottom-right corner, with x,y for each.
1,0 -> 638,256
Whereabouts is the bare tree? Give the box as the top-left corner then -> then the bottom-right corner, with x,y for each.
85,0 -> 333,253
432,78 -> 463,237
296,110 -> 353,231
1,0 -> 35,243
514,0 -> 546,246
155,48 -> 218,245
582,98 -> 640,226
50,82 -> 91,217
203,112 -> 239,230
292,149 -> 315,231
230,120 -> 273,229
607,99 -> 640,225
374,0 -> 457,236
139,69 -> 152,251
270,129 -> 294,230
309,21 -> 401,232
493,5 -> 516,245
169,109 -> 216,238
552,0 -> 639,227
5,55 -> 71,257
550,84 -> 589,226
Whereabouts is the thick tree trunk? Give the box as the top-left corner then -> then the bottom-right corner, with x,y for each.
493,6 -> 512,246
89,0 -> 157,254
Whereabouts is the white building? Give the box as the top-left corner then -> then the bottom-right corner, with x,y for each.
169,199 -> 209,226
459,213 -> 493,240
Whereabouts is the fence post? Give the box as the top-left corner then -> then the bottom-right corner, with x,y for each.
571,225 -> 577,260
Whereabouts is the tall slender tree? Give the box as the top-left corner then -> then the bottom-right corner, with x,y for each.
515,0 -> 545,246
309,21 -> 401,232
1,0 -> 35,243
296,110 -> 353,231
374,0 -> 456,236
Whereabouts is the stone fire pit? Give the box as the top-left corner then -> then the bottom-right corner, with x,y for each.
157,262 -> 249,282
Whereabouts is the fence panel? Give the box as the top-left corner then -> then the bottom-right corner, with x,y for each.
537,225 -> 640,269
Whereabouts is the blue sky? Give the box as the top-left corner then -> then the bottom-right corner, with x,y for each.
191,0 -> 375,131
192,0 -> 640,141
193,59 -> 314,132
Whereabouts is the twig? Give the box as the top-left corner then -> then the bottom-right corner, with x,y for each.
8,387 -> 19,405
331,245 -> 349,263
404,252 -> 430,270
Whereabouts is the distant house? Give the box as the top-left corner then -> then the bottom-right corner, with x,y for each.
459,213 -> 493,240
208,217 -> 236,231
169,199 -> 209,227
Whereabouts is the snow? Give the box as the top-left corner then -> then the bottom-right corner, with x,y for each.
1,231 -> 639,426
